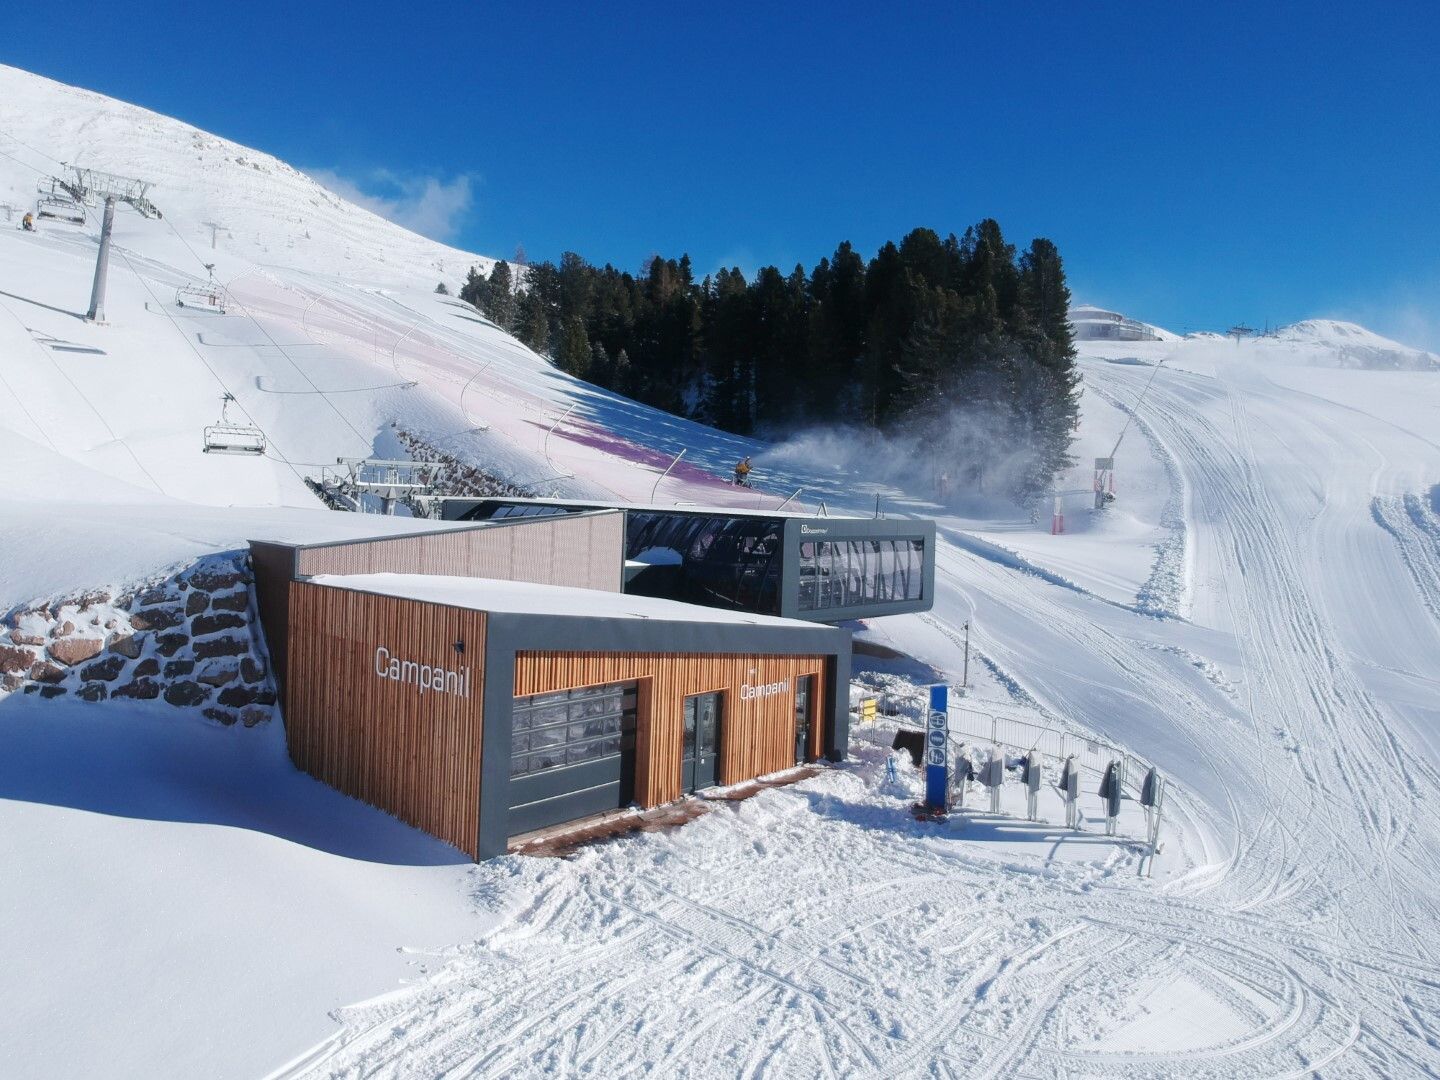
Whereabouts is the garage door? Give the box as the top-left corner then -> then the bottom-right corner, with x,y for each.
507,681 -> 638,836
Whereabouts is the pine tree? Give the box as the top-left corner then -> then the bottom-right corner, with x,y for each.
1017,238 -> 1074,367
434,281 -> 449,295
474,222 -> 1079,502
517,287 -> 551,355
487,261 -> 515,332
558,314 -> 590,376
589,340 -> 611,384
459,265 -> 489,311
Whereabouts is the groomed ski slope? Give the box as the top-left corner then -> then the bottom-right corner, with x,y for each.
0,63 -> 1438,1078
272,343 -> 1440,1080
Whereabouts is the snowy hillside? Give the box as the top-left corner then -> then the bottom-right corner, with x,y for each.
0,64 -> 492,291
1270,318 -> 1440,370
3,63 -> 1440,1079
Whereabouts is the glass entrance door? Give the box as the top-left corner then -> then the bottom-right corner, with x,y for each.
794,675 -> 814,764
681,691 -> 723,792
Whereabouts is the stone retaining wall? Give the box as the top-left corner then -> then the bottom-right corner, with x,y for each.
0,551 -> 276,727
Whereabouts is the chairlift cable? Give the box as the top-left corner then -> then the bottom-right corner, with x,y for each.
0,292 -> 164,492
220,286 -> 375,455
2,138 -> 337,486
0,126 -> 67,168
213,274 -> 374,455
0,143 -> 46,176
0,301 -> 61,451
158,210 -> 214,277
111,245 -> 309,486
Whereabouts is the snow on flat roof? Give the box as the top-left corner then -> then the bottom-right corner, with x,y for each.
250,516 -> 487,547
445,495 -> 876,521
309,572 -> 818,628
250,508 -> 618,550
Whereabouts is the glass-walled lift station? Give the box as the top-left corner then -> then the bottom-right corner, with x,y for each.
441,498 -> 936,623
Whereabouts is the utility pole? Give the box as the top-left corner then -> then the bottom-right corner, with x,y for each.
86,196 -> 116,324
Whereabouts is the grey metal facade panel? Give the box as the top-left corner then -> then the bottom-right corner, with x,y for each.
779,517 -> 937,622
509,757 -> 626,807
444,498 -> 935,624
824,642 -> 852,762
507,783 -> 627,838
478,639 -> 516,860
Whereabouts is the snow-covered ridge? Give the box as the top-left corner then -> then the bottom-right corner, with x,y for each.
1270,318 -> 1439,370
1071,305 -> 1437,373
0,64 -> 493,290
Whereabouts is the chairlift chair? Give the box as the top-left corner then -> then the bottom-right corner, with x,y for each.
176,283 -> 229,314
203,393 -> 266,456
34,194 -> 86,225
176,263 -> 228,314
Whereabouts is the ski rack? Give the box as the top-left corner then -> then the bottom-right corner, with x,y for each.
203,393 -> 266,456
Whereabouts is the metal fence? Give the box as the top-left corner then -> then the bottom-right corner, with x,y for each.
856,690 -> 1164,859
861,691 -> 1153,800
945,705 -> 1152,800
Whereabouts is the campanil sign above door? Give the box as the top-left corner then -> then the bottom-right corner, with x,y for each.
374,646 -> 472,698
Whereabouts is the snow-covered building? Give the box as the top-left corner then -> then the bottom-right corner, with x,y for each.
442,497 -> 937,623
1069,304 -> 1164,342
251,515 -> 851,859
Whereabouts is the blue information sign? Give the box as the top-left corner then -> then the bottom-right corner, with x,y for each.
925,684 -> 949,809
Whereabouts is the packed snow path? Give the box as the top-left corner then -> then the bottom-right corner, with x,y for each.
282,351 -> 1440,1078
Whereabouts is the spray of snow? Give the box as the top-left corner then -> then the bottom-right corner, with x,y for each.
759,406 -> 1049,514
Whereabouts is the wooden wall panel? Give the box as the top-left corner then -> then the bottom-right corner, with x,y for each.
513,652 -> 828,806
294,513 -> 624,592
249,542 -> 296,688
286,582 -> 487,858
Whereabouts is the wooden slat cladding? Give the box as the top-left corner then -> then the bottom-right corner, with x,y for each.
514,652 -> 827,806
286,582 -> 487,858
294,513 -> 623,592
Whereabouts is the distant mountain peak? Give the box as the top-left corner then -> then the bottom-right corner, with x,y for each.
1272,319 -> 1439,370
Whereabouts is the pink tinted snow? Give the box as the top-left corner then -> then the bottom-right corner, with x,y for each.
525,418 -> 737,490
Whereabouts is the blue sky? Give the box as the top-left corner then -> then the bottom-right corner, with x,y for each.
4,3 -> 1439,345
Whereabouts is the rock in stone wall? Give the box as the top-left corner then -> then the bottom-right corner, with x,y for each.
0,551 -> 277,728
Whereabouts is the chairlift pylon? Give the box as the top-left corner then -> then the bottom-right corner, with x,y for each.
203,392 -> 266,456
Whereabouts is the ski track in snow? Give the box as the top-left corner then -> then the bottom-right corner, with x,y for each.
5,227 -> 1438,1076
1086,381 -> 1193,620
1371,494 -> 1440,626
280,354 -> 1440,1079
